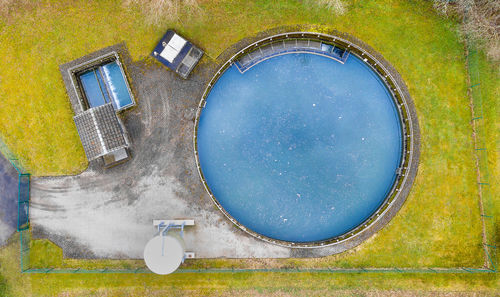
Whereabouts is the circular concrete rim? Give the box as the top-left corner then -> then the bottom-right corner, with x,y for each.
193,30 -> 420,249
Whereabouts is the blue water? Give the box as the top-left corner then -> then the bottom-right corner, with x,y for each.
79,61 -> 133,110
80,70 -> 107,107
197,53 -> 402,242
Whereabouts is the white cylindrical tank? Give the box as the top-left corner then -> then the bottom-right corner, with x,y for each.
144,234 -> 186,275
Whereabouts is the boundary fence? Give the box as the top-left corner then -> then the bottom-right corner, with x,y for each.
3,29 -> 496,274
461,0 -> 497,272
20,266 -> 495,274
465,40 -> 497,272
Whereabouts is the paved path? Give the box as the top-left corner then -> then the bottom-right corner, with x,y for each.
0,152 -> 18,246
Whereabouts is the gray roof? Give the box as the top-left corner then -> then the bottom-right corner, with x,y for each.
73,103 -> 128,161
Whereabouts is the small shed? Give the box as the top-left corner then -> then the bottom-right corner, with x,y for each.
152,30 -> 204,79
73,103 -> 130,167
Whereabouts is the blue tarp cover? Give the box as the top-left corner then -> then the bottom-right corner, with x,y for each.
151,30 -> 193,72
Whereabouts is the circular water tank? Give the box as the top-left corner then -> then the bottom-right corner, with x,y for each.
144,234 -> 185,275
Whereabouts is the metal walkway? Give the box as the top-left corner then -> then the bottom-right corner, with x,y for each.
235,38 -> 349,73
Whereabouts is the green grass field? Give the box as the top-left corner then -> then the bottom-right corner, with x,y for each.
0,0 -> 498,295
1,238 -> 498,296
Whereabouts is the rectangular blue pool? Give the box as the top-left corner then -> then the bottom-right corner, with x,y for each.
79,61 -> 135,111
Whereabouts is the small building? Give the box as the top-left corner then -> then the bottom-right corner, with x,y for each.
60,44 -> 136,167
152,30 -> 204,79
73,103 -> 130,167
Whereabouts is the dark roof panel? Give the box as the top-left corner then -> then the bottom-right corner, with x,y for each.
151,30 -> 204,79
93,104 -> 127,150
74,103 -> 127,161
74,112 -> 103,160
